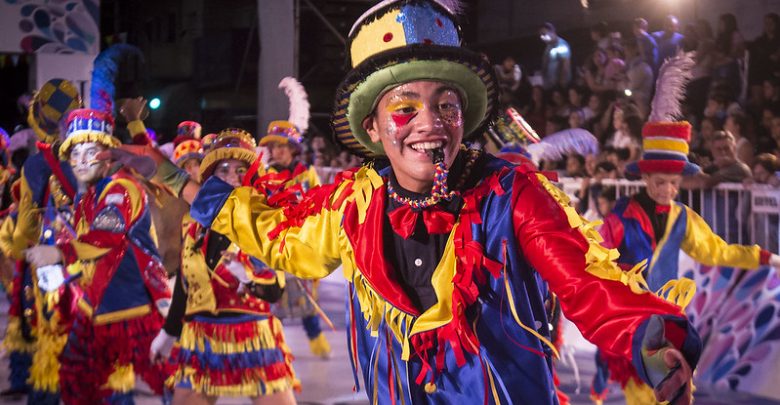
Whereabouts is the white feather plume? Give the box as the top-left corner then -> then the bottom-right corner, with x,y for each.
278,77 -> 310,134
649,50 -> 696,122
527,128 -> 599,165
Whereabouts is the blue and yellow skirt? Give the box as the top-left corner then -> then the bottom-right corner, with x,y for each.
169,313 -> 298,397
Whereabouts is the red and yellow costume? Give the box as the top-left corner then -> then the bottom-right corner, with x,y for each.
54,109 -> 172,404
186,2 -> 703,403
192,150 -> 703,403
163,128 -> 297,397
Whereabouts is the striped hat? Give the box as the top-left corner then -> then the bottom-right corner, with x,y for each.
626,121 -> 700,176
59,109 -> 120,159
331,0 -> 497,158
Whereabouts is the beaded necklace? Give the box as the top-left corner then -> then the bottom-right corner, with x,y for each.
387,147 -> 480,210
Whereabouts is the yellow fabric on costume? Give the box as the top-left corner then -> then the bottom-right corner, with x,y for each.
11,174 -> 42,259
169,316 -> 297,396
0,215 -> 16,258
2,316 -> 35,354
680,205 -> 760,269
266,164 -> 321,192
102,364 -> 135,392
623,378 -> 661,405
210,167 -> 605,362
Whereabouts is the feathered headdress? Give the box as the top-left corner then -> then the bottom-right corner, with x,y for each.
648,51 -> 695,122
626,50 -> 701,177
58,45 -> 144,159
279,77 -> 310,135
526,128 -> 599,165
90,44 -> 145,114
260,77 -> 311,146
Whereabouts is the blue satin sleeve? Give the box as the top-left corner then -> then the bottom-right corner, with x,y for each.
190,176 -> 234,227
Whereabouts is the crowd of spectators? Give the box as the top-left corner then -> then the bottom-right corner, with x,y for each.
493,12 -> 780,220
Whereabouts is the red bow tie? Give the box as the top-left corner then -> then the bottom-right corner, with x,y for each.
655,204 -> 671,214
388,205 -> 456,239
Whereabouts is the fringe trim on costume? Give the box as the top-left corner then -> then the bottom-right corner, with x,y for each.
657,278 -> 697,310
28,319 -> 67,392
101,363 -> 135,392
169,316 -> 298,396
623,379 -> 660,405
169,367 -> 295,397
178,317 -> 282,355
3,316 -> 35,353
200,147 -> 257,179
532,172 -> 651,294
59,132 -> 121,159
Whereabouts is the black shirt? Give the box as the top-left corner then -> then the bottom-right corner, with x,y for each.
634,189 -> 669,243
382,150 -> 486,313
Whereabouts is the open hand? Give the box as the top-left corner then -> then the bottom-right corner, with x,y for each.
119,97 -> 148,122
653,348 -> 693,405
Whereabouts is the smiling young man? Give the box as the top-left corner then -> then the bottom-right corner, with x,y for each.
138,1 -> 704,403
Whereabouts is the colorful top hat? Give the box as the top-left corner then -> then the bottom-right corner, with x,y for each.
260,77 -> 309,147
28,78 -> 83,144
200,128 -> 257,179
626,51 -> 700,177
626,122 -> 701,176
173,139 -> 204,168
331,0 -> 497,158
174,121 -> 202,146
59,109 -> 120,159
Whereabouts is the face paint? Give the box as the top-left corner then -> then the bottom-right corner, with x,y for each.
437,90 -> 464,128
69,142 -> 108,184
439,106 -> 463,128
386,115 -> 399,139
386,100 -> 423,128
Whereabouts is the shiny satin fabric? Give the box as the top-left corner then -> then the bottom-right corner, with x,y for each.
602,197 -> 762,291
191,153 -> 695,404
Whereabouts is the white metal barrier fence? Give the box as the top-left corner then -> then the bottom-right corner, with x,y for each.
558,178 -> 780,254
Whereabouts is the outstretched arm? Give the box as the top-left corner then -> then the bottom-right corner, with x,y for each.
512,171 -> 700,403
191,175 -> 344,280
681,207 -> 771,269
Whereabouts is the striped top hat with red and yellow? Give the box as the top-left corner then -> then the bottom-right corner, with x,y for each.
626,121 -> 700,176
627,51 -> 700,177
